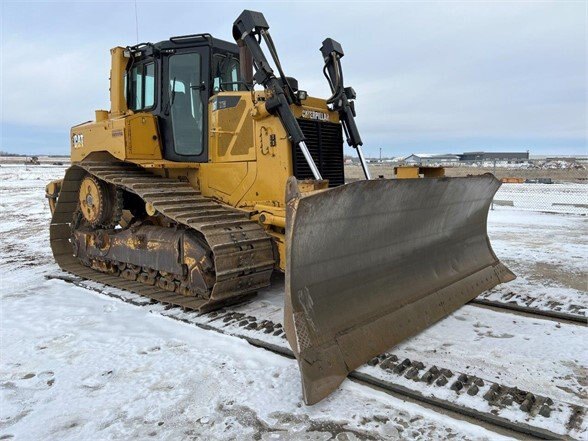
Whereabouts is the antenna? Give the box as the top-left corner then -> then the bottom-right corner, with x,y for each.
134,0 -> 139,44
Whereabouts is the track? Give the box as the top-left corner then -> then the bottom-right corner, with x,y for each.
470,298 -> 586,325
46,272 -> 587,440
50,160 -> 275,312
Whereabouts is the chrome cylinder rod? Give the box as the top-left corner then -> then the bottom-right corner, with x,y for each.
298,141 -> 323,180
356,146 -> 372,180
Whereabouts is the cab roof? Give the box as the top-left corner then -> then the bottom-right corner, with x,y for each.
129,34 -> 239,58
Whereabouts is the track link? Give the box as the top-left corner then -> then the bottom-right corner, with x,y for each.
50,160 -> 275,312
471,289 -> 587,325
471,298 -> 587,325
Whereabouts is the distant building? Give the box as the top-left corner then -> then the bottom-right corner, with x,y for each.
459,151 -> 529,163
404,153 -> 461,165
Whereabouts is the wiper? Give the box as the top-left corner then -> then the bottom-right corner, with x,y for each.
164,77 -> 177,115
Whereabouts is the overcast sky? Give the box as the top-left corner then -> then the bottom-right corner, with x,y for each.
1,1 -> 586,157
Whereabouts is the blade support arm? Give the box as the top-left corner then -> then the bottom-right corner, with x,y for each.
233,10 -> 322,180
320,38 -> 371,179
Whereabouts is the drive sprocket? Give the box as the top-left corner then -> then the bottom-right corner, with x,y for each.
78,174 -> 122,228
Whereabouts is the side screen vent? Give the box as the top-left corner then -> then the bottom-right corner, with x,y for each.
293,119 -> 345,187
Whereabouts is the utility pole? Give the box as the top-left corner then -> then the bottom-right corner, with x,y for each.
491,159 -> 497,211
379,147 -> 382,162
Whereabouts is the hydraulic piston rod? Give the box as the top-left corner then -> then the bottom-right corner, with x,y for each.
356,146 -> 371,180
299,141 -> 323,180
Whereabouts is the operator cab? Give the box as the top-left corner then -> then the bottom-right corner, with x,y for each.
125,34 -> 245,163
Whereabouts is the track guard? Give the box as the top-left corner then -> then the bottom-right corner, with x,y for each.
284,175 -> 515,405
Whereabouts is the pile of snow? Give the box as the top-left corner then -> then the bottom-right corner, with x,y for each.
427,160 -> 585,170
462,160 -> 586,170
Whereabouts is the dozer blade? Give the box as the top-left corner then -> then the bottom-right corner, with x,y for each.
284,174 -> 515,405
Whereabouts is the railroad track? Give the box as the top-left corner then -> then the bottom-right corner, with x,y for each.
46,272 -> 587,440
470,298 -> 587,325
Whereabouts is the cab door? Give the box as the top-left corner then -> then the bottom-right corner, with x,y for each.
160,48 -> 210,162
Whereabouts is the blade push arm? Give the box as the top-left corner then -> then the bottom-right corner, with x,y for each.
232,10 -> 323,180
320,38 -> 371,179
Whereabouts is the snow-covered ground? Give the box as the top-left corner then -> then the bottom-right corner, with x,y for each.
487,209 -> 587,318
6,279 -> 505,440
1,164 -> 586,440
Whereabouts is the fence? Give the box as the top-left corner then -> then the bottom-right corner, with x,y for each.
350,159 -> 587,216
493,182 -> 587,215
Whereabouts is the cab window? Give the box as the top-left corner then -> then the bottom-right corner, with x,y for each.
129,62 -> 155,110
212,54 -> 241,93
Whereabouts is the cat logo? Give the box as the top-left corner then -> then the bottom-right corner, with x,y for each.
301,110 -> 330,121
72,134 -> 84,148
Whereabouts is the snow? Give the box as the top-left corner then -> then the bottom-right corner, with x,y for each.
390,306 -> 588,407
1,278 -> 504,440
58,275 -> 587,439
1,164 -> 586,440
0,165 -> 511,439
8,280 -> 470,440
487,208 -> 587,318
169,283 -> 588,438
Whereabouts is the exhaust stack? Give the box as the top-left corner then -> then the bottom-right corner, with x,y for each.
109,47 -> 129,116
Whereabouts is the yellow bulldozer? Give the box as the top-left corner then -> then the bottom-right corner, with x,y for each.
46,10 -> 514,404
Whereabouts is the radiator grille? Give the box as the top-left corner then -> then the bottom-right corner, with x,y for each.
292,119 -> 345,187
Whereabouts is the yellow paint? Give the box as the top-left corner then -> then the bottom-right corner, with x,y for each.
145,202 -> 156,216
68,47 -> 343,271
79,176 -> 103,224
133,160 -> 199,169
209,97 -> 255,162
126,114 -> 161,159
394,166 -> 445,179
203,162 -> 249,198
501,177 -> 524,183
45,179 -> 62,214
259,212 -> 285,228
70,112 -> 162,162
109,47 -> 128,116
266,229 -> 286,271
95,110 -> 108,121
